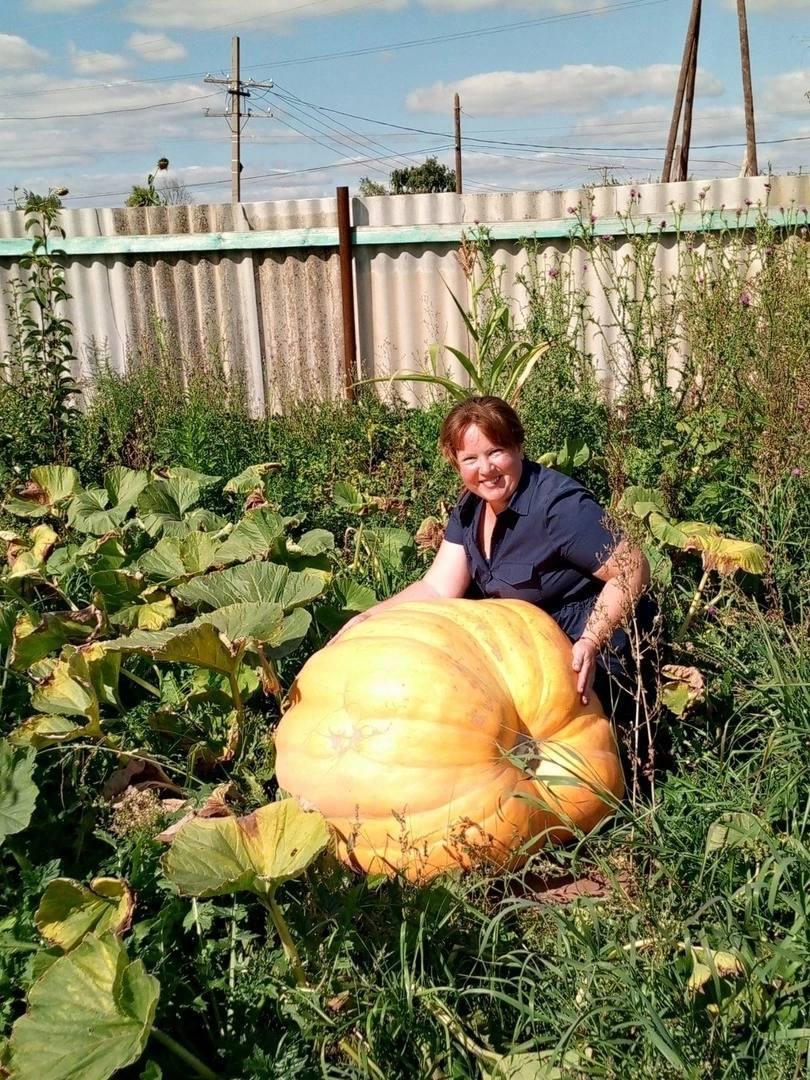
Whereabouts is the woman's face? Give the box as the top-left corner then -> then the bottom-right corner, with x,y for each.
454,423 -> 523,514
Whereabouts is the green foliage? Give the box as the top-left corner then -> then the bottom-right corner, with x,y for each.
0,192 -> 78,481
125,158 -> 170,208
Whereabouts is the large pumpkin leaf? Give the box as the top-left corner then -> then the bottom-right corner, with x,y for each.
67,490 -> 127,537
35,878 -> 134,952
174,561 -> 325,613
136,476 -> 203,536
10,608 -> 103,670
9,932 -> 159,1080
161,509 -> 229,540
679,524 -> 766,576
362,527 -> 414,570
316,578 -> 376,633
159,466 -> 222,490
90,570 -> 147,614
4,525 -> 60,583
104,467 -> 149,513
30,655 -> 101,728
136,533 -> 220,584
212,507 -> 288,566
224,463 -> 281,496
3,467 -> 81,519
0,743 -> 38,844
109,595 -> 176,632
163,799 -> 329,899
104,602 -> 287,676
7,715 -> 87,750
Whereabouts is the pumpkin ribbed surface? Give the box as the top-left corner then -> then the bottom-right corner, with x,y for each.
274,599 -> 624,880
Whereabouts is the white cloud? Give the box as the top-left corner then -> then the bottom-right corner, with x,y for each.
761,70 -> 810,116
124,0 -> 405,29
0,34 -> 48,71
408,64 -> 724,116
68,43 -> 129,76
27,0 -> 101,10
127,32 -> 188,62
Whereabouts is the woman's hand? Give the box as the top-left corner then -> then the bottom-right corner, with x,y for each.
571,636 -> 599,705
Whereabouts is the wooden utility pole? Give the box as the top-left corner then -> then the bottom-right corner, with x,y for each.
204,36 -> 274,204
677,16 -> 700,181
454,94 -> 463,194
661,0 -> 701,183
737,0 -> 759,175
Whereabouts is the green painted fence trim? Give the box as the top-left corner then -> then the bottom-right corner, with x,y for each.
0,209 -> 803,258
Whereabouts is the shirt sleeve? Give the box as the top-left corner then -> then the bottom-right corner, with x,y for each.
444,499 -> 465,544
544,481 -> 621,574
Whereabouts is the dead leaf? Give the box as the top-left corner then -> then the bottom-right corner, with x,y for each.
155,782 -> 237,843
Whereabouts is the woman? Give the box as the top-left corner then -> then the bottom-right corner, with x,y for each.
342,396 -> 656,726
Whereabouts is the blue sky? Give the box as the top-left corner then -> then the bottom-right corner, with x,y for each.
1,0 -> 807,208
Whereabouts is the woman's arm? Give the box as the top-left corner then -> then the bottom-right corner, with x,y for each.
572,540 -> 651,704
333,540 -> 471,638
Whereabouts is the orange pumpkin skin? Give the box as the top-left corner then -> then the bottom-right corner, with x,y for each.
274,599 -> 624,881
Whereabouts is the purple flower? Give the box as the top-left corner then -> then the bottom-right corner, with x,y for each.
745,198 -> 752,207
590,213 -> 597,223
740,291 -> 752,308
604,234 -> 614,242
567,206 -> 576,215
792,467 -> 803,477
660,219 -> 667,229
629,187 -> 639,200
706,605 -> 718,620
547,266 -> 559,279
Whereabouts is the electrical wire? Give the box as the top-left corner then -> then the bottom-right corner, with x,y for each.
0,0 -> 670,100
58,144 -> 456,203
0,92 -> 219,122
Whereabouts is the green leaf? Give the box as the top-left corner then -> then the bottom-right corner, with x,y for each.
174,561 -> 325,613
3,466 -> 80,519
137,533 -> 220,584
317,579 -> 376,632
291,529 -> 335,558
104,467 -> 149,513
67,489 -> 127,536
9,932 -> 159,1080
90,570 -> 146,614
104,602 -> 286,676
35,878 -> 134,952
0,743 -> 38,844
160,509 -> 228,539
160,466 -> 222,490
163,799 -> 329,898
679,525 -> 766,576
136,476 -> 202,535
647,512 -> 688,548
620,486 -> 669,518
490,1049 -> 582,1079
333,481 -> 366,511
223,463 -> 281,496
362,527 -> 414,570
705,812 -> 767,858
212,507 -> 287,566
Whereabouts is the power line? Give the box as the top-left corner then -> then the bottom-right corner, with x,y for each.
57,144 -> 456,203
0,0 -> 669,101
0,92 -> 219,122
263,89 -> 810,153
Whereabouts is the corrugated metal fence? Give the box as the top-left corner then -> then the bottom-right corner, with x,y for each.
0,175 -> 807,414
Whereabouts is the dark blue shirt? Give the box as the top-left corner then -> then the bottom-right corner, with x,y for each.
444,458 -> 644,671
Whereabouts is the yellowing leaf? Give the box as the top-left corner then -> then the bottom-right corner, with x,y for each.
35,878 -> 134,952
163,798 -> 329,898
9,932 -> 159,1080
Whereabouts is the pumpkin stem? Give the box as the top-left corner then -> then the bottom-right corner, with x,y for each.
676,568 -> 712,642
262,893 -> 309,988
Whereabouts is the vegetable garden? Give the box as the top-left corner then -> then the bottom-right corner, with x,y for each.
0,195 -> 808,1079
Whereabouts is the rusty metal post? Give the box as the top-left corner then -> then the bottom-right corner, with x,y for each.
336,186 -> 357,402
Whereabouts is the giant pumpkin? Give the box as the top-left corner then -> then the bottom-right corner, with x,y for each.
274,599 -> 624,881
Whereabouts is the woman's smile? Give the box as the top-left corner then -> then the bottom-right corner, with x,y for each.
455,424 -> 523,513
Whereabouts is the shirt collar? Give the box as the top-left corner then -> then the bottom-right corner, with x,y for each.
506,457 -> 535,516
